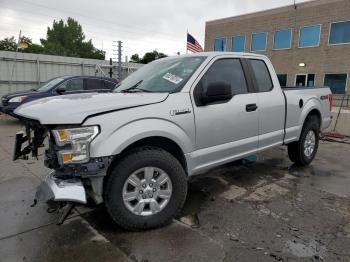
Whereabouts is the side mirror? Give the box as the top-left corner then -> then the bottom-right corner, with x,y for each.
199,81 -> 233,105
55,85 -> 66,94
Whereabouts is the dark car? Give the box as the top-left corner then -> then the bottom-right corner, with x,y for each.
0,76 -> 118,118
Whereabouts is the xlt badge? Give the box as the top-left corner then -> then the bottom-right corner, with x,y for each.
170,108 -> 192,116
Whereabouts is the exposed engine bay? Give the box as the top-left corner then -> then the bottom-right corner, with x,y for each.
13,118 -> 47,161
14,118 -> 111,224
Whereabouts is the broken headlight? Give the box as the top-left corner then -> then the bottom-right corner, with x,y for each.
52,126 -> 99,165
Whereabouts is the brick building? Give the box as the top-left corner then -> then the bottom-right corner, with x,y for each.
204,0 -> 350,94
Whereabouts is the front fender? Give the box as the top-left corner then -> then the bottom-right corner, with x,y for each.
90,118 -> 194,157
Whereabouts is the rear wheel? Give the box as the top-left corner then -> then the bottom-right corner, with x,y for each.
288,116 -> 320,166
104,147 -> 187,230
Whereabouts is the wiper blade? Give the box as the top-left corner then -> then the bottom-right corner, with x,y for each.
121,80 -> 151,93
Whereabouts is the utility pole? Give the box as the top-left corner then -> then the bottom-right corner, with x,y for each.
118,41 -> 122,81
109,58 -> 113,78
294,0 -> 297,9
9,30 -> 21,91
112,40 -> 123,81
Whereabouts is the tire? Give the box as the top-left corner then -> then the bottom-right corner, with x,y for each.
104,146 -> 187,230
288,116 -> 320,166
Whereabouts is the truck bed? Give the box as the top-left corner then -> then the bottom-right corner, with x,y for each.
282,86 -> 330,91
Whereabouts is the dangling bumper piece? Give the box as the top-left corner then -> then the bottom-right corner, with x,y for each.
35,171 -> 87,204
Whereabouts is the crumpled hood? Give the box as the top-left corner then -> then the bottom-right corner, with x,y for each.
15,92 -> 168,124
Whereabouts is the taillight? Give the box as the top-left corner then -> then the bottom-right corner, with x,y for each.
329,95 -> 333,112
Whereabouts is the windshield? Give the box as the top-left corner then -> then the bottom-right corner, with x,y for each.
35,77 -> 65,92
115,56 -> 207,93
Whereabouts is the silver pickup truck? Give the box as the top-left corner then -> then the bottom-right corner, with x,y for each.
13,52 -> 332,230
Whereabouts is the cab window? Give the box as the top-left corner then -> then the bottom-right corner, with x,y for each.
199,59 -> 248,95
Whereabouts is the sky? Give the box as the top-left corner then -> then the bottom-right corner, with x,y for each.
0,0 -> 311,61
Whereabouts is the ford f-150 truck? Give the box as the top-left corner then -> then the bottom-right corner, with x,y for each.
13,52 -> 332,230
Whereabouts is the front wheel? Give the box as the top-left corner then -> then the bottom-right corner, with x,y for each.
288,116 -> 320,166
104,147 -> 188,230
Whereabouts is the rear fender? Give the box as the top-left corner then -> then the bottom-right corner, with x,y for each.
297,98 -> 322,139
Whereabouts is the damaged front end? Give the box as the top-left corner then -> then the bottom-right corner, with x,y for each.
13,119 -> 47,161
14,119 -> 111,224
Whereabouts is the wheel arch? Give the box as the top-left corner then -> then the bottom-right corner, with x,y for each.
297,98 -> 322,139
107,136 -> 188,175
305,109 -> 321,129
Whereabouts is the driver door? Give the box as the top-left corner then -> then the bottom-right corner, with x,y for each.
191,58 -> 259,170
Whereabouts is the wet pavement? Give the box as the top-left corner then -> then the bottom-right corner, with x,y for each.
0,114 -> 349,262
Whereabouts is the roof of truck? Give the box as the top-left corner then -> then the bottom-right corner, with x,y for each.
171,52 -> 269,60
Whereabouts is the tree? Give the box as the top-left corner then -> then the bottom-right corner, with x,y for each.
131,50 -> 167,64
0,18 -> 104,59
40,18 -> 105,59
130,54 -> 141,63
141,50 -> 167,64
0,37 -> 17,51
0,36 -> 44,54
19,36 -> 44,54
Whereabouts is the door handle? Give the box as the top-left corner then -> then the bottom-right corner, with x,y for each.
246,104 -> 258,112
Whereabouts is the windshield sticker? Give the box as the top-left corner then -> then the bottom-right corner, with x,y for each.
163,73 -> 183,85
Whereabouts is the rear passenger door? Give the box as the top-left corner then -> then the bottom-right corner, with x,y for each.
84,78 -> 112,93
191,57 -> 259,170
85,78 -> 102,92
102,80 -> 117,91
248,59 -> 285,150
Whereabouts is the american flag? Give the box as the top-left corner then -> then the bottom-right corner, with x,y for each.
187,33 -> 203,53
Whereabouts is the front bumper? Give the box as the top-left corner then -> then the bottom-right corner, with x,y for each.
35,171 -> 87,204
0,103 -> 19,116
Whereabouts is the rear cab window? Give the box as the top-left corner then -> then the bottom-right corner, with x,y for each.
249,59 -> 274,92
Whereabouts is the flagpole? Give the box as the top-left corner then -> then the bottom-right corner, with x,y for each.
186,29 -> 188,54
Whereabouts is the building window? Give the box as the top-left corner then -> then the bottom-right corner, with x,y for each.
273,29 -> 292,50
277,74 -> 287,87
329,21 -> 350,45
295,74 -> 316,87
214,37 -> 227,51
232,35 -> 245,52
296,75 -> 307,86
299,25 -> 321,48
324,74 -> 347,94
251,32 -> 268,52
307,74 -> 315,87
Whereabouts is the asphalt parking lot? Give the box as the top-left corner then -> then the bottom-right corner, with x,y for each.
0,114 -> 349,262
